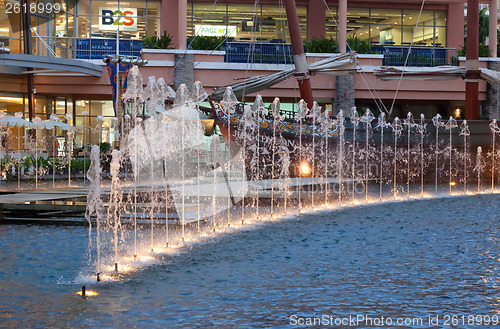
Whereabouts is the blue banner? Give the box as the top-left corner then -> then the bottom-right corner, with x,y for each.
106,61 -> 130,116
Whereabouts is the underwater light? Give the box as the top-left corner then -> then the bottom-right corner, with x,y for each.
76,286 -> 98,297
299,160 -> 312,176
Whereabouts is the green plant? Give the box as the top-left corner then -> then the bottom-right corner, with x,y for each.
450,56 -> 459,66
188,36 -> 225,51
459,8 -> 493,58
21,156 -> 31,171
38,157 -> 50,170
304,36 -> 338,53
100,142 -> 112,154
346,35 -> 374,54
457,44 -> 491,57
71,158 -> 84,171
143,31 -> 174,49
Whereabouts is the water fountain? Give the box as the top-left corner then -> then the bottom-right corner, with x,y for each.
445,116 -> 458,193
295,100 -> 308,211
319,109 -> 333,205
460,120 -> 470,193
416,114 -> 427,196
336,110 -> 345,203
81,66 -> 500,284
308,102 -> 322,207
474,146 -> 486,192
432,114 -> 444,193
349,107 -> 360,202
270,97 -> 283,217
391,117 -> 403,199
360,109 -> 375,201
403,112 -> 415,196
375,112 -> 389,200
490,119 -> 500,191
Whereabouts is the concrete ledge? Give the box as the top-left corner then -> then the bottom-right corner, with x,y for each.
0,53 -> 103,77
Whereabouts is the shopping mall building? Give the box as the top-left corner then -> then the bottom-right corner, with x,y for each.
0,0 -> 499,147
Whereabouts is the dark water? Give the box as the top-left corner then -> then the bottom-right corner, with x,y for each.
1,194 -> 500,328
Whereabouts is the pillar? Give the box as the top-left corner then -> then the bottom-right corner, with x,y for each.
162,0 -> 187,49
338,0 -> 347,53
489,0 -> 497,57
465,0 -> 480,120
447,3 -> 465,51
307,0 -> 326,41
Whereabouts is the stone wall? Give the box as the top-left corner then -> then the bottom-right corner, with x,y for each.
334,73 -> 355,113
174,53 -> 194,90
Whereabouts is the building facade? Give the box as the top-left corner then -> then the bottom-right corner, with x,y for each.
0,0 -> 498,149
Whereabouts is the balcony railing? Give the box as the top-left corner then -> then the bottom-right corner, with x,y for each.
371,45 -> 458,67
223,42 -> 294,64
17,35 -> 459,68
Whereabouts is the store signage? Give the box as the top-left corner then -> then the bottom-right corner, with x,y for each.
195,25 -> 237,37
99,7 -> 137,32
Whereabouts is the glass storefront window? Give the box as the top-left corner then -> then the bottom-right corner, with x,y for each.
325,7 -> 338,41
189,2 -> 306,43
336,8 -> 448,47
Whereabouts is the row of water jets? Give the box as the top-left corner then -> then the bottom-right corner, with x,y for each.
83,71 -> 500,283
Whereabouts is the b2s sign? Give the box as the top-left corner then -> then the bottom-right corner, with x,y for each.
99,7 -> 137,32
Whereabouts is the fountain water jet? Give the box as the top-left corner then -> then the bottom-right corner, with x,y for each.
432,114 -> 444,193
360,109 -> 375,201
416,114 -> 427,196
336,110 -> 346,203
460,120 -> 470,193
474,146 -> 486,192
295,100 -> 308,211
403,112 -> 415,197
349,107 -> 360,202
489,119 -> 500,192
375,112 -> 390,200
445,116 -> 458,194
391,117 -> 403,199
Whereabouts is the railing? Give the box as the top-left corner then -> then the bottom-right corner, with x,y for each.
16,35 -> 460,68
371,46 -> 458,67
16,35 -> 144,60
224,42 -> 294,64
76,38 -> 143,59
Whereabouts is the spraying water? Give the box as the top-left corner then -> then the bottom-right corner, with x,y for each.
336,110 -> 346,203
489,119 -> 500,192
360,109 -> 375,201
474,146 -> 486,192
350,107 -> 360,202
416,114 -> 427,196
391,117 -> 403,199
445,116 -> 458,194
295,100 -> 308,211
459,120 -> 470,193
432,114 -> 444,193
403,112 -> 415,197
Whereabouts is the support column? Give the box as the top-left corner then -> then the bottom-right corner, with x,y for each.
162,0 -> 187,50
465,0 -> 480,120
338,0 -> 347,53
447,3 -> 465,50
489,0 -> 497,57
21,0 -> 34,120
178,0 -> 187,50
284,0 -> 314,107
307,0 -> 326,41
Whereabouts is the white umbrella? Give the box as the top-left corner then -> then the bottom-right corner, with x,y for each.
34,114 -> 74,187
0,111 -> 33,127
34,120 -> 74,131
0,112 -> 33,189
